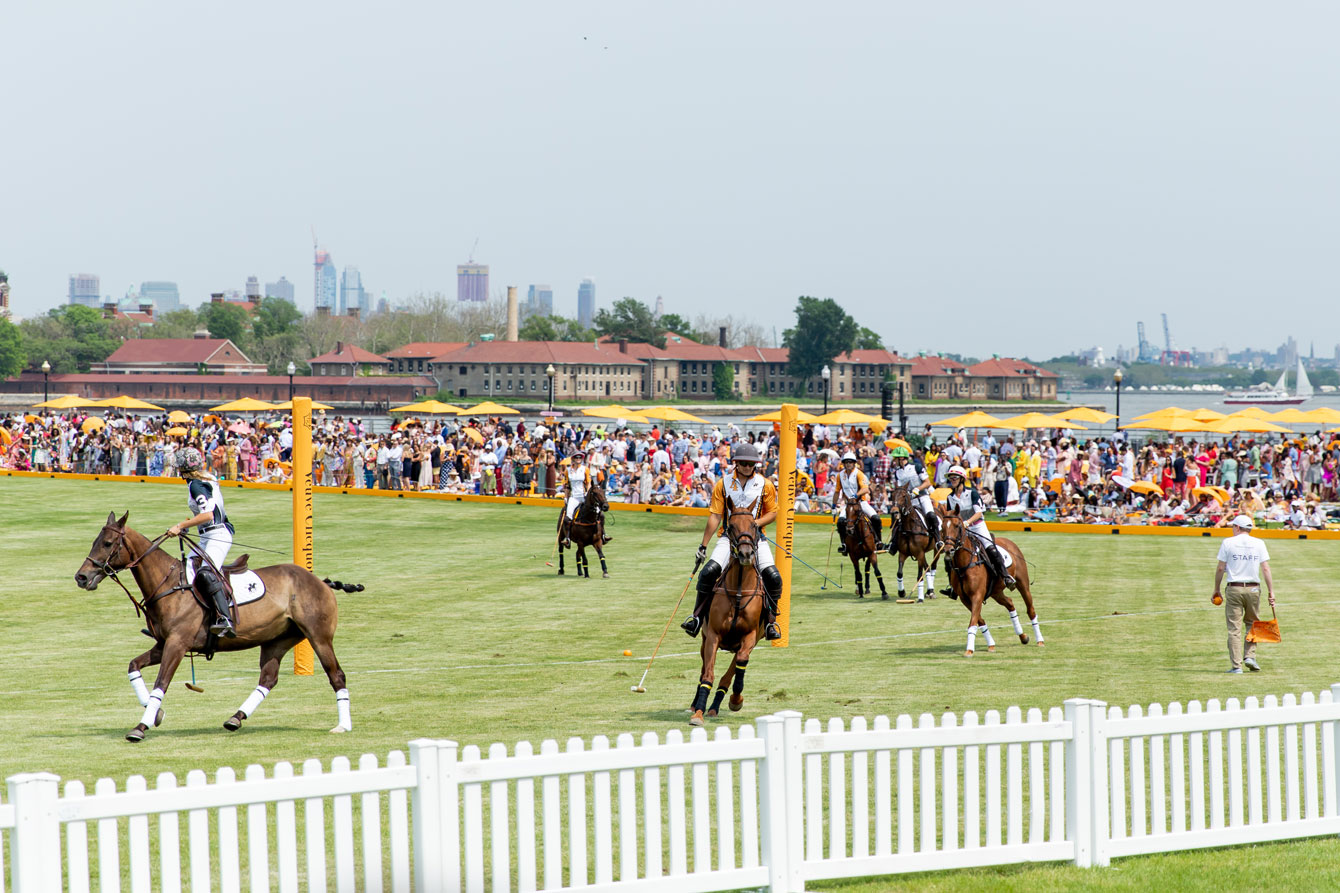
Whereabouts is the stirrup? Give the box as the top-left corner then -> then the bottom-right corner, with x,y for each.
764,622 -> 781,641
210,617 -> 237,638
601,534 -> 612,544
681,616 -> 701,637
837,544 -> 848,556
940,586 -> 954,596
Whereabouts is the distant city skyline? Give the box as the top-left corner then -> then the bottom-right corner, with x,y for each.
576,278 -> 595,328
456,263 -> 488,303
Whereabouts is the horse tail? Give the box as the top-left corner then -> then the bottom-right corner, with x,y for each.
322,578 -> 366,593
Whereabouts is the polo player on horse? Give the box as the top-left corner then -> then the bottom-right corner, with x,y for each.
941,464 -> 1015,593
681,442 -> 782,641
834,451 -> 882,555
559,451 -> 610,547
890,445 -> 940,546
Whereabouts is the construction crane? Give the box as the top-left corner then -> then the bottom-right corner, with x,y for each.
468,237 -> 479,264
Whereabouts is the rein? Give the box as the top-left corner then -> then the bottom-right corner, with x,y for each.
90,528 -> 199,638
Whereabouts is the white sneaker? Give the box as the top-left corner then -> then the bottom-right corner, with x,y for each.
1244,658 -> 1261,672
1227,668 -> 1243,674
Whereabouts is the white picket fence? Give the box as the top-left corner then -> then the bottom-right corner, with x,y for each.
5,686 -> 1340,891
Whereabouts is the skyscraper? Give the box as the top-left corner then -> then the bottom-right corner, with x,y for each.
245,276 -> 262,299
314,249 -> 337,313
265,276 -> 295,303
0,270 -> 9,319
577,278 -> 596,328
68,273 -> 101,308
139,281 -> 181,313
340,266 -> 368,315
457,264 -> 489,302
526,284 -> 554,319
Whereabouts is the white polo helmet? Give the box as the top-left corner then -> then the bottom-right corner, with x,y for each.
841,451 -> 858,463
947,465 -> 968,479
1231,514 -> 1254,529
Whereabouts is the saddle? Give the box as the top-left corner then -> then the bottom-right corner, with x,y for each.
221,554 -> 250,575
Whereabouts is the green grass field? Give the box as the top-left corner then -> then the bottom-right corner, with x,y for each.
5,476 -> 1340,890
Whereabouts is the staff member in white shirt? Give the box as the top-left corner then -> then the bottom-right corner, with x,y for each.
1213,515 -> 1276,674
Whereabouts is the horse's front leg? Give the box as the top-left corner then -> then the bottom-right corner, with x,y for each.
128,637 -> 188,742
851,555 -> 864,597
964,593 -> 986,657
871,557 -> 888,599
594,543 -> 609,578
708,655 -> 738,718
729,631 -> 758,713
690,630 -> 719,726
127,644 -> 163,707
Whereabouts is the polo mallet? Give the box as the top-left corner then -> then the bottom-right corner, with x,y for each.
544,536 -> 559,567
184,653 -> 203,693
821,530 -> 835,590
632,555 -> 703,693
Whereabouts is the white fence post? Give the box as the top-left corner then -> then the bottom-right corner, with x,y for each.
756,714 -> 790,893
411,739 -> 462,893
8,772 -> 61,893
1089,701 -> 1111,868
1064,699 -> 1093,868
777,710 -> 805,892
1331,685 -> 1340,813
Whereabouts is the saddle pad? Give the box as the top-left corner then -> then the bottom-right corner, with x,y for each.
229,570 -> 267,605
999,549 -> 1013,569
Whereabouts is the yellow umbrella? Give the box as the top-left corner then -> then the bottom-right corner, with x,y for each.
1053,407 -> 1118,424
932,411 -> 1021,429
1301,407 -> 1340,425
1267,407 -> 1314,423
460,428 -> 484,444
389,400 -> 461,414
1203,417 -> 1292,434
31,394 -> 95,409
165,426 -> 189,436
458,401 -> 521,416
746,408 -> 821,423
997,412 -> 1085,429
637,406 -> 709,423
929,487 -> 951,503
0,428 -> 10,446
92,395 -> 166,411
580,404 -> 641,419
210,398 -> 279,412
273,399 -> 336,411
1121,419 -> 1213,432
1192,486 -> 1231,504
1188,408 -> 1228,422
81,417 -> 106,434
1045,476 -> 1066,493
167,410 -> 192,423
883,438 -> 913,452
1133,406 -> 1190,420
1129,481 -> 1164,496
1227,406 -> 1276,419
813,409 -> 885,425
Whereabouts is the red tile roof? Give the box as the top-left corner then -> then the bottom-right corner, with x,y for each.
41,373 -> 435,387
968,357 -> 1057,378
434,341 -> 647,366
104,339 -> 252,365
835,349 -> 909,365
309,342 -> 390,364
385,342 -> 467,359
909,355 -> 967,376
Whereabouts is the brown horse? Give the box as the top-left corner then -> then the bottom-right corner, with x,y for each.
939,513 -> 1044,656
557,486 -> 610,578
75,512 -> 354,742
691,496 -> 763,726
888,486 -> 939,602
841,502 -> 888,599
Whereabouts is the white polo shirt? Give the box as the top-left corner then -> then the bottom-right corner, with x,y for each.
1217,533 -> 1270,583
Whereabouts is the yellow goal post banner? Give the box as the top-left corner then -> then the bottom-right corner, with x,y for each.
290,397 -> 315,676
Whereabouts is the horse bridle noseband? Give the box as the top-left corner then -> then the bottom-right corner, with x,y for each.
86,526 -> 194,635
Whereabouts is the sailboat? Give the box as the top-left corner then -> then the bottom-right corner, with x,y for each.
1223,358 -> 1311,405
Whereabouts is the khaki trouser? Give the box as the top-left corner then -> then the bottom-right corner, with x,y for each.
1225,583 -> 1261,670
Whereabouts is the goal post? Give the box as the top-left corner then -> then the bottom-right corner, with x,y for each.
773,403 -> 798,647
291,396 -> 315,675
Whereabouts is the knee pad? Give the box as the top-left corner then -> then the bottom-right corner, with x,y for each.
760,565 -> 782,596
697,561 -> 722,595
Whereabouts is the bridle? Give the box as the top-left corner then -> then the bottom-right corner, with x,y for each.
84,525 -> 194,636
572,485 -> 607,526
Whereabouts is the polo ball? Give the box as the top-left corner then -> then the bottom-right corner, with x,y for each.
623,650 -> 633,656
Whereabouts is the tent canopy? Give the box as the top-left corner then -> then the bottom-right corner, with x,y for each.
209,398 -> 279,412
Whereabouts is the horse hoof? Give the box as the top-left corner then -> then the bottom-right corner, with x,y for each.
964,650 -> 974,657
689,711 -> 705,727
1036,641 -> 1046,647
881,593 -> 889,600
223,712 -> 244,732
154,708 -> 164,728
729,694 -> 744,712
1020,634 -> 1030,645
602,572 -> 609,578
557,570 -> 565,575
987,646 -> 996,653
705,708 -> 718,718
126,724 -> 147,743
330,725 -> 350,734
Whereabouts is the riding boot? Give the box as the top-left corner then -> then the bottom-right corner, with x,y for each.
681,560 -> 721,637
871,514 -> 883,549
759,566 -> 783,640
836,518 -> 849,555
599,513 -> 612,544
925,510 -> 941,547
559,512 -> 571,547
991,546 -> 1016,588
198,569 -> 236,638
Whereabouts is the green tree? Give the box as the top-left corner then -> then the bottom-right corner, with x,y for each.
855,326 -> 884,350
782,297 -> 858,392
518,314 -> 592,342
0,318 -> 26,379
200,301 -> 251,345
146,308 -> 201,339
19,305 -> 122,372
592,298 -> 665,348
252,297 -> 302,339
712,362 -> 734,400
658,312 -> 692,337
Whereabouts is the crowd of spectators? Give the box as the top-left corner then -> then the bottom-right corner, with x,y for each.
4,408 -> 1338,530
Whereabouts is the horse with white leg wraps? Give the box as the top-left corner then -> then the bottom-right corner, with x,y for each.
75,513 -> 357,741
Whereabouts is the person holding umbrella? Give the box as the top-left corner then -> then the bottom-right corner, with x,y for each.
1213,515 -> 1275,673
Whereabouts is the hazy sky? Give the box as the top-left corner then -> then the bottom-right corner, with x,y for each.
4,2 -> 1338,359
